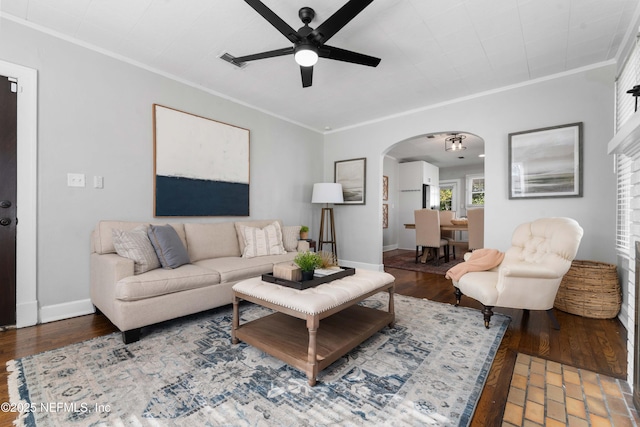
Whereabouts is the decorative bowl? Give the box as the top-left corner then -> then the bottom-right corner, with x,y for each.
451,218 -> 468,225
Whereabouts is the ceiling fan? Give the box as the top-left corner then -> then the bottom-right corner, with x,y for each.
221,0 -> 381,88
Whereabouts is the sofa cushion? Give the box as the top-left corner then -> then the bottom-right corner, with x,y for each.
93,221 -> 186,255
241,222 -> 286,258
194,252 -> 296,283
148,224 -> 191,268
234,219 -> 283,255
184,222 -> 241,262
112,225 -> 161,274
282,225 -> 301,252
115,264 -> 220,301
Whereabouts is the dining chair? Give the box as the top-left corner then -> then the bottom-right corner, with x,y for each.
439,210 -> 467,259
415,209 -> 449,265
467,207 -> 484,251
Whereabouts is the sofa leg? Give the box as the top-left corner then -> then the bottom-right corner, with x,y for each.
454,287 -> 463,307
122,328 -> 141,344
482,305 -> 494,329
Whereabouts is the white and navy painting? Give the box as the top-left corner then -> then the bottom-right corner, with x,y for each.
154,105 -> 250,216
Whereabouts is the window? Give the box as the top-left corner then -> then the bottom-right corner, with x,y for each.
439,180 -> 459,211
616,153 -> 632,257
614,35 -> 640,257
466,174 -> 484,207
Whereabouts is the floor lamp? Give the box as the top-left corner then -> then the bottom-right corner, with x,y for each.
311,183 -> 344,264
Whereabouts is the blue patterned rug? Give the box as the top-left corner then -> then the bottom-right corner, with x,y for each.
7,294 -> 509,426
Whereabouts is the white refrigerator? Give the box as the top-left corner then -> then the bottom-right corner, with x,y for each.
399,184 -> 439,250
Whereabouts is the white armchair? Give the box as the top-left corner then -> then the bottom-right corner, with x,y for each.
452,217 -> 583,328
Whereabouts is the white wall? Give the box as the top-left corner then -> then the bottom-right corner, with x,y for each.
0,19 -> 324,321
325,65 -> 617,270
382,156 -> 399,250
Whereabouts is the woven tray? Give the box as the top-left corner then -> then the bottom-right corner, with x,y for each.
554,260 -> 621,319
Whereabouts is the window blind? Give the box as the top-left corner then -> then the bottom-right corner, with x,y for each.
615,36 -> 640,256
616,153 -> 632,256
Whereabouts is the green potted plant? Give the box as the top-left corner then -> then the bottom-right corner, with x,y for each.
299,225 -> 309,240
294,251 -> 322,281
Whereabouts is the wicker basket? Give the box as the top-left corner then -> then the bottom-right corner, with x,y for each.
554,260 -> 621,319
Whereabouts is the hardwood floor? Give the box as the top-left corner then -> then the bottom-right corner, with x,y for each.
0,250 -> 629,426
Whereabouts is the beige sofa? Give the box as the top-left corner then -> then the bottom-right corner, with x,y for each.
90,219 -> 308,343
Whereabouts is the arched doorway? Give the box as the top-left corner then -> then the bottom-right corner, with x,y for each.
381,132 -> 485,252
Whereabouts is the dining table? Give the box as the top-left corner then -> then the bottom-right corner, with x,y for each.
404,223 -> 468,232
403,223 -> 469,263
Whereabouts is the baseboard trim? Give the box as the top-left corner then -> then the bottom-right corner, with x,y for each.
383,244 -> 398,252
338,260 -> 385,272
16,300 -> 38,328
40,299 -> 95,324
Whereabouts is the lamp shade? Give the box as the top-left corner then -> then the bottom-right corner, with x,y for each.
312,183 -> 344,204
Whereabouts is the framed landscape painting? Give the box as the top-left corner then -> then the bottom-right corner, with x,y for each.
335,157 -> 366,204
153,104 -> 250,216
508,122 -> 583,199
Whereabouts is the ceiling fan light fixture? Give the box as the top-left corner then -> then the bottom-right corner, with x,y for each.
294,44 -> 319,67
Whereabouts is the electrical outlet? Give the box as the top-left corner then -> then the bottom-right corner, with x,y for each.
67,173 -> 85,188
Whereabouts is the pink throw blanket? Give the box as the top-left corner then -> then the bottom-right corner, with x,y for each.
445,248 -> 505,282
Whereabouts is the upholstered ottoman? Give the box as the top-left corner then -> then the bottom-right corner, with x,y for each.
231,269 -> 395,385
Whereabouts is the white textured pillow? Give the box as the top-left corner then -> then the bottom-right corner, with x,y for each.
282,225 -> 301,252
112,225 -> 161,274
242,222 -> 286,258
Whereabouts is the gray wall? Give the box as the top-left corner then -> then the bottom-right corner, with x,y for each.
0,19 -> 323,318
0,18 -> 619,322
325,65 -> 617,269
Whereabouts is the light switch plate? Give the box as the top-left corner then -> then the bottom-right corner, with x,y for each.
67,173 -> 85,187
94,176 -> 104,189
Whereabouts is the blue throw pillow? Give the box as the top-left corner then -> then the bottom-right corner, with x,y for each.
147,224 -> 190,269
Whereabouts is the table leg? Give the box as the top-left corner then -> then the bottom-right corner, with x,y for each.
388,286 -> 395,328
306,315 -> 319,386
232,295 -> 239,345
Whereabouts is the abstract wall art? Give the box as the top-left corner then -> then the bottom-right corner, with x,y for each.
153,104 -> 250,216
508,122 -> 582,199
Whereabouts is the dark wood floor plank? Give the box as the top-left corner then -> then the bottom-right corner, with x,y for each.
0,249 -> 628,426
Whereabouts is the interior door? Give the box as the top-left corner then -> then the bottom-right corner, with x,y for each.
0,75 -> 18,327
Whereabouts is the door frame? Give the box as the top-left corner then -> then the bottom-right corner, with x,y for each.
0,60 -> 38,327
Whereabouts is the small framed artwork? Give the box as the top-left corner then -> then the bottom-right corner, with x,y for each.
335,157 -> 366,204
382,204 -> 389,229
508,122 -> 583,199
382,175 -> 389,201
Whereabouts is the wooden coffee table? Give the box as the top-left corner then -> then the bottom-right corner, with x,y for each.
231,270 -> 395,386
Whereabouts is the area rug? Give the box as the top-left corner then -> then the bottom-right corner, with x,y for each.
384,252 -> 464,275
7,294 -> 509,427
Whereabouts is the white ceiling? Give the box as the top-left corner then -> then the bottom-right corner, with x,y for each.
387,132 -> 485,168
1,0 -> 638,141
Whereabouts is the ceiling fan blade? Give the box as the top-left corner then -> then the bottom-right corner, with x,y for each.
319,45 -> 380,67
244,0 -> 301,43
300,66 -> 313,88
310,0 -> 374,44
233,47 -> 294,64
